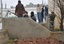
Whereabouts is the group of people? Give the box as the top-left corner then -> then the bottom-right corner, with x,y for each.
15,0 -> 56,31
36,4 -> 48,23
15,0 -> 48,23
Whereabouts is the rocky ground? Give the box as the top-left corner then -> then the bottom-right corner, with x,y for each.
12,37 -> 64,44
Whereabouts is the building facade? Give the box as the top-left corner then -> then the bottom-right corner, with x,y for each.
48,0 -> 64,30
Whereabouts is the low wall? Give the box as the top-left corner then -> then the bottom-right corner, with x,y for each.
2,18 -> 51,39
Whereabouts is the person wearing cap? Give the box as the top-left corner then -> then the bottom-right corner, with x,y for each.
15,0 -> 25,17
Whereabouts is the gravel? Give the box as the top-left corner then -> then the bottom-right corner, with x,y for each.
14,37 -> 64,44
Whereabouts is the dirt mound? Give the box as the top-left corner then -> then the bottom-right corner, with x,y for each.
15,37 -> 64,44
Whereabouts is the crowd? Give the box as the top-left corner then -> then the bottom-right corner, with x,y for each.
15,0 -> 48,23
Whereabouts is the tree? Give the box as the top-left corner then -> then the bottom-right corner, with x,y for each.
53,0 -> 64,31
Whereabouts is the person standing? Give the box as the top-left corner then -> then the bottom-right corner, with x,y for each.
49,12 -> 56,31
45,6 -> 48,16
36,4 -> 42,23
15,0 -> 25,17
45,6 -> 48,22
41,6 -> 44,22
43,6 -> 46,21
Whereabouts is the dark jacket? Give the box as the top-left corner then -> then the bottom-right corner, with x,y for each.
45,6 -> 48,16
30,12 -> 36,21
15,3 -> 25,16
41,8 -> 44,19
50,12 -> 56,21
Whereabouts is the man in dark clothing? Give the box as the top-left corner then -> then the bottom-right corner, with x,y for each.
45,6 -> 48,16
41,7 -> 44,22
50,12 -> 56,21
15,0 -> 25,17
50,12 -> 56,31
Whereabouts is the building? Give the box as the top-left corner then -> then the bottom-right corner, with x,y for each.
48,0 -> 64,30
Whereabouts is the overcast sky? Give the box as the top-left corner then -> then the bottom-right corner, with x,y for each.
2,0 -> 48,8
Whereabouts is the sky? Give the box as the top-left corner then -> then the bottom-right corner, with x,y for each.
2,0 -> 48,8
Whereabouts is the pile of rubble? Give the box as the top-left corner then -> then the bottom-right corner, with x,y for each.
14,37 -> 64,44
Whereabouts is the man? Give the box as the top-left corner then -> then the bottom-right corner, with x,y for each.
41,6 -> 44,22
15,0 -> 25,17
36,4 -> 42,23
50,12 -> 56,31
30,11 -> 36,21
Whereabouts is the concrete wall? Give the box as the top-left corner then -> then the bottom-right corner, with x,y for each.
2,18 -> 51,39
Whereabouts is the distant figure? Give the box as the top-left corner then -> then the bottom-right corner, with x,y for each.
44,6 -> 48,22
36,4 -> 42,23
43,5 -> 48,21
43,6 -> 46,21
50,12 -> 56,21
23,11 -> 28,17
45,6 -> 48,16
30,11 -> 36,21
15,0 -> 25,17
50,12 -> 56,31
41,6 -> 44,22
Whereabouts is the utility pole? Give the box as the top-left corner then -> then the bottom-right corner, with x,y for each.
1,0 -> 3,18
